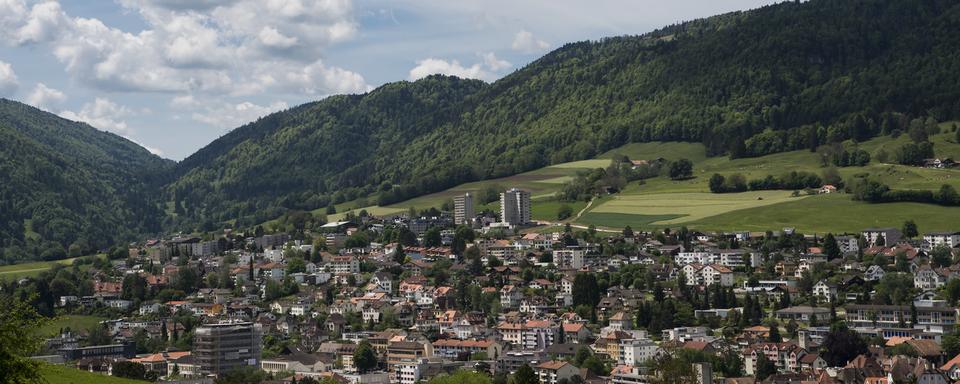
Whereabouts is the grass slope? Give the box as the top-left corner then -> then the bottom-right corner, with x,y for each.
262,132 -> 960,234
692,193 -> 960,233
0,257 -> 83,281
37,315 -> 108,337
41,364 -> 146,384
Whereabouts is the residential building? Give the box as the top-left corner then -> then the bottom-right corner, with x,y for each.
193,322 -> 263,376
500,188 -> 531,226
812,280 -> 837,303
453,193 -> 475,226
862,228 -> 902,246
845,302 -> 957,335
534,361 -> 580,384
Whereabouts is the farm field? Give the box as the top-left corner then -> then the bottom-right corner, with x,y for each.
262,132 -> 960,233
0,257 -> 83,281
689,193 -> 960,233
587,190 -> 807,225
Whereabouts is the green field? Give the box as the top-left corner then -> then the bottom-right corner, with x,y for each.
37,315 -> 108,336
691,193 -> 960,233
589,191 -> 808,225
572,130 -> 960,233
41,364 -> 146,384
0,257 -> 84,281
259,132 -> 960,233
578,212 -> 686,228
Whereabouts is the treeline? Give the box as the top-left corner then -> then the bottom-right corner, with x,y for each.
556,158 -> 665,201
709,171 -> 823,193
852,180 -> 960,206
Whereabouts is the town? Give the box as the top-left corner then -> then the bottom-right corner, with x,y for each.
12,187 -> 960,384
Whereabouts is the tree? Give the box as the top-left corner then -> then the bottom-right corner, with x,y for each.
512,364 -> 539,384
931,245 -> 953,268
767,320 -> 782,342
669,159 -> 693,180
557,204 -> 573,220
353,341 -> 378,373
943,331 -> 960,358
820,322 -> 868,367
755,353 -> 777,381
902,220 -> 918,239
822,233 -> 841,260
0,296 -> 50,384
113,361 -> 147,380
574,346 -> 592,366
423,227 -> 443,247
581,356 -> 608,376
393,244 -> 407,264
572,273 -> 600,307
708,174 -> 726,193
622,226 -> 634,238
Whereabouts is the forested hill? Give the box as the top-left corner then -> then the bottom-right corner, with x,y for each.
0,99 -> 172,263
167,0 -> 960,231
5,0 -> 960,255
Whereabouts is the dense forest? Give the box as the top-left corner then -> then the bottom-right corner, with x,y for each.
168,0 -> 960,230
0,100 -> 172,264
3,0 -> 960,259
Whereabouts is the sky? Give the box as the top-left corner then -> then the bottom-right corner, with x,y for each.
0,0 -> 779,160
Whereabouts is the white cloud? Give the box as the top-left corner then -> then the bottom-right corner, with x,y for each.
0,60 -> 18,96
481,52 -> 511,71
511,29 -> 549,53
59,97 -> 133,135
258,26 -> 299,48
0,0 -> 369,97
409,52 -> 510,81
25,83 -> 66,110
171,96 -> 289,129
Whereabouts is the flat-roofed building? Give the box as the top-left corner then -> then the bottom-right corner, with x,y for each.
193,322 -> 262,376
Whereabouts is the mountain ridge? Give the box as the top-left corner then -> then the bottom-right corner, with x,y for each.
3,0 -> 960,259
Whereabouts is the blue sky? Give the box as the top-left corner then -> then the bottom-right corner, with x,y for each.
0,0 -> 778,160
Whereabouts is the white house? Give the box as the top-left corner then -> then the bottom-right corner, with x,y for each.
924,232 -> 960,252
812,280 -> 837,303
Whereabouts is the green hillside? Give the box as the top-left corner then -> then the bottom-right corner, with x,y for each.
169,0 -> 960,233
5,0 -> 960,255
40,364 -> 146,384
344,130 -> 960,234
0,100 -> 172,265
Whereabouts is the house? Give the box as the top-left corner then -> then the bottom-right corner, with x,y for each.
915,266 -> 947,290
775,306 -> 831,322
941,353 -> 960,381
431,339 -> 502,360
864,265 -> 886,281
608,312 -> 632,331
261,350 -> 332,376
497,320 -> 560,350
862,228 -> 902,246
743,343 -> 807,375
812,280 -> 837,303
924,232 -> 960,252
818,185 -> 837,194
368,272 -> 393,293
682,263 -> 733,287
534,361 -> 580,384
561,323 -> 592,344
836,235 -> 860,254
500,285 -> 522,308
